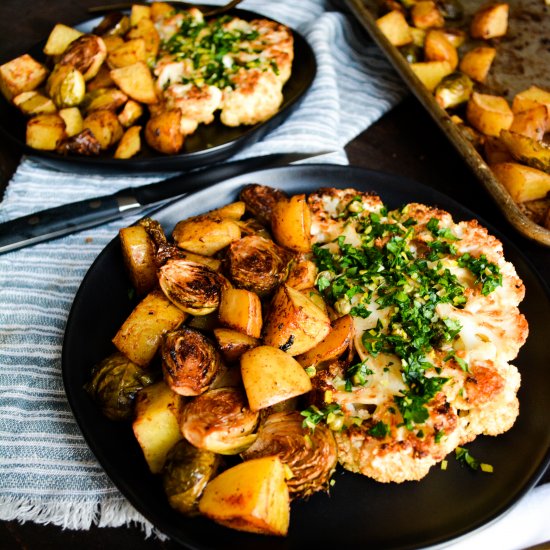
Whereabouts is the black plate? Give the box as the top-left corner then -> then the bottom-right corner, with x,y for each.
0,10 -> 316,174
62,165 -> 550,549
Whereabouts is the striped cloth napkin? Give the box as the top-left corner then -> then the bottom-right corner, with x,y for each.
0,0 -> 406,535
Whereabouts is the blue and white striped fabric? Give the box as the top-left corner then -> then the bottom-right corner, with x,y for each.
0,0 -> 407,535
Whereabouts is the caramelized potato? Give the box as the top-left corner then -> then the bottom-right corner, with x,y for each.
262,284 -> 331,356
459,46 -> 496,83
240,346 -> 312,410
470,2 -> 509,40
411,1 -> 444,30
145,109 -> 184,154
424,30 -> 458,70
118,99 -> 144,127
83,88 -> 128,113
119,224 -> 157,294
130,4 -> 152,26
58,107 -> 83,137
112,289 -> 187,366
198,456 -> 290,536
108,38 -> 148,68
271,194 -> 312,252
26,114 -> 66,151
83,109 -> 123,149
491,162 -> 550,202
126,17 -> 160,63
218,287 -> 262,338
0,54 -> 48,102
172,215 -> 241,256
376,10 -> 412,47
132,380 -> 183,474
296,314 -> 355,368
43,23 -> 83,56
213,328 -> 259,363
114,125 -> 142,159
206,201 -> 246,220
499,130 -> 550,172
285,259 -> 318,290
512,86 -> 550,114
410,61 -> 453,92
110,61 -> 157,104
13,91 -> 56,116
466,92 -> 513,137
509,106 -> 548,141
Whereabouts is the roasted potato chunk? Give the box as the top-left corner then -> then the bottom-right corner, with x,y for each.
491,162 -> 550,202
376,10 -> 412,47
82,109 -> 123,149
459,46 -> 496,83
145,109 -> 184,154
43,23 -> 83,56
470,2 -> 509,40
26,114 -> 66,151
110,61 -> 157,104
119,224 -> 157,294
271,194 -> 312,252
114,125 -> 142,159
466,92 -> 513,137
0,54 -> 48,102
218,287 -> 263,338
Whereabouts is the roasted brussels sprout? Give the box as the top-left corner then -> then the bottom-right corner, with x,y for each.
58,34 -> 107,81
180,387 -> 259,454
92,11 -> 131,36
241,411 -> 338,500
161,327 -> 221,396
436,0 -> 464,20
434,72 -> 474,109
225,235 -> 290,296
399,44 -> 423,64
58,128 -> 101,156
162,439 -> 221,516
239,184 -> 288,226
85,351 -> 156,421
158,259 -> 228,315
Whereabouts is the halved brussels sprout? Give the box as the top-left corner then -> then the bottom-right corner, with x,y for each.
162,439 -> 221,516
58,34 -> 107,81
434,72 -> 474,109
400,44 -> 423,64
158,259 -> 228,315
241,411 -> 338,499
180,387 -> 259,454
85,351 -> 156,421
239,184 -> 288,226
225,235 -> 290,296
161,327 -> 221,396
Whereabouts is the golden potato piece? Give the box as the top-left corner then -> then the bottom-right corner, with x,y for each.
271,194 -> 312,252
114,125 -> 142,159
213,328 -> 259,363
132,380 -> 183,474
107,38 -> 147,69
285,259 -> 317,290
466,92 -> 513,137
58,107 -> 83,137
411,1 -> 444,30
110,62 -> 157,104
172,215 -> 241,256
126,18 -> 160,63
26,113 -> 66,151
13,91 -> 56,116
459,46 -> 496,83
262,284 -> 331,356
145,109 -> 184,154
409,60 -> 453,92
512,85 -> 550,114
241,346 -> 312,411
296,314 -> 354,368
43,23 -> 83,56
118,99 -> 144,128
0,54 -> 48,102
198,456 -> 290,536
83,88 -> 128,113
499,130 -> 550,172
470,2 -> 509,40
218,287 -> 262,338
130,4 -> 152,26
119,224 -> 157,294
509,106 -> 548,141
491,162 -> 550,202
83,109 -> 123,149
424,30 -> 458,70
112,289 -> 187,367
376,10 -> 412,47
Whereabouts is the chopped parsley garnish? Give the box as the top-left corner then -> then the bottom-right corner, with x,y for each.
455,446 -> 493,473
368,421 -> 389,439
312,203 -> 503,430
161,13 -> 275,89
301,404 -> 342,430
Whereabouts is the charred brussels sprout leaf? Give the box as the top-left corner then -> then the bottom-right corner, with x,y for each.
163,439 -> 221,516
85,351 -> 157,421
436,0 -> 464,20
434,72 -> 474,109
399,44 -> 423,64
241,411 -> 338,499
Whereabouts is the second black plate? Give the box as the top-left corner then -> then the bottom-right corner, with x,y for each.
0,9 -> 316,173
63,164 -> 550,549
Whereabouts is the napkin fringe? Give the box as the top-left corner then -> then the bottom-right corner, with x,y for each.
0,496 -> 165,539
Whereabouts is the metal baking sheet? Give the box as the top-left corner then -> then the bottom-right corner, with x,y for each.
344,0 -> 550,246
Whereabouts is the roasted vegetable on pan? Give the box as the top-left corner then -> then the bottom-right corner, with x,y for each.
374,0 -> 550,233
0,2 -> 295,159
86,181 -> 527,536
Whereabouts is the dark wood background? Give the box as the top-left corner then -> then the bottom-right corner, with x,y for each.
0,0 -> 548,548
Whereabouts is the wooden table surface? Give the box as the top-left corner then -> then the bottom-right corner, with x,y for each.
0,1 -> 548,548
